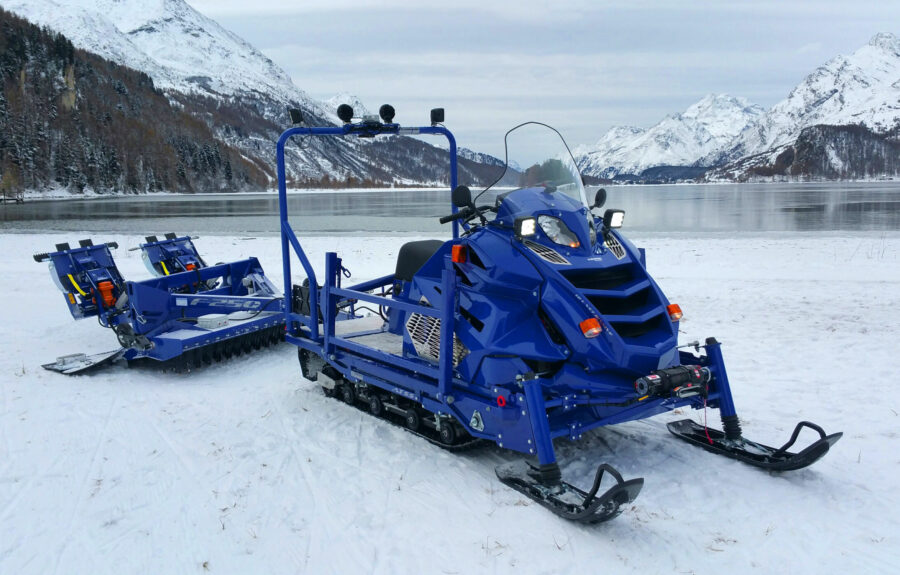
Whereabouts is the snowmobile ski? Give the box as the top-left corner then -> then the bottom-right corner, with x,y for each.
42,349 -> 125,375
496,460 -> 643,524
667,419 -> 842,472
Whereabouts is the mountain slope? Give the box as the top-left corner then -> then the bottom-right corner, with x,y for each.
0,0 -> 495,189
574,94 -> 764,178
0,0 -> 312,103
715,32 -> 900,165
0,7 -> 267,194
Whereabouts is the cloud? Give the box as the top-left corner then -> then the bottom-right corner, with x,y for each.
184,1 -> 900,155
796,42 -> 824,55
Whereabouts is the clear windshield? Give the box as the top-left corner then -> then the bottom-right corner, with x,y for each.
478,122 -> 589,208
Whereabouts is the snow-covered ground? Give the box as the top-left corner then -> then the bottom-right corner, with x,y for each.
2,231 -> 899,574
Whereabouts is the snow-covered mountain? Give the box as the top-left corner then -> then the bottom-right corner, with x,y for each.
577,33 -> 899,181
574,94 -> 765,178
715,32 -> 900,165
0,0 -> 496,188
457,147 -> 506,168
324,93 -> 372,122
0,0 -> 311,103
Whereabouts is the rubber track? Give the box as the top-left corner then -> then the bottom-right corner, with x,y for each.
323,384 -> 485,453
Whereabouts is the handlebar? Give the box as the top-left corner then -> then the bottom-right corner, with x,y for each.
439,207 -> 472,224
439,205 -> 497,225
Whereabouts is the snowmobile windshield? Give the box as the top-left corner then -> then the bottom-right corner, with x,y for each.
476,122 -> 589,208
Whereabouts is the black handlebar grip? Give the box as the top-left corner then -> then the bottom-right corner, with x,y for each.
107,242 -> 119,249
439,209 -> 470,224
33,253 -> 50,263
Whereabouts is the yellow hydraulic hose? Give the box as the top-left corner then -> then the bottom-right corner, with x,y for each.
67,274 -> 88,296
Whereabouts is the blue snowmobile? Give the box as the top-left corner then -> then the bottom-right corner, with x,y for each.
279,106 -> 841,523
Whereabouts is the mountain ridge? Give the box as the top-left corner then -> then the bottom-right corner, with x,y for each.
710,31 -> 900,170
576,33 -> 900,181
0,0 -> 499,190
574,94 -> 765,178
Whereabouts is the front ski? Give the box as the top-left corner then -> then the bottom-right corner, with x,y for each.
496,460 -> 643,523
667,419 -> 842,472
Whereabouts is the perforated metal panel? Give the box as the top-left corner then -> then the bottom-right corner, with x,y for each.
406,312 -> 468,365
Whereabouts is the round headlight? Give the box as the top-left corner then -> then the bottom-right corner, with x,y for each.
538,215 -> 580,248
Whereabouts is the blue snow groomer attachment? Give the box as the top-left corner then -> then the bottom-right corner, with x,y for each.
138,233 -> 207,277
33,239 -> 125,322
35,237 -> 283,374
277,108 -> 842,523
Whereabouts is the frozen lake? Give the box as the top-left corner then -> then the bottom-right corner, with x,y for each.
1,181 -> 899,235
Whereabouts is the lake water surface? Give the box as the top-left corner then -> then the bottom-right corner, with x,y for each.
2,181 -> 898,235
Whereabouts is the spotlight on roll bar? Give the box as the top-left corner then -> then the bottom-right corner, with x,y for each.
379,104 -> 396,123
430,108 -> 444,125
337,104 -> 354,124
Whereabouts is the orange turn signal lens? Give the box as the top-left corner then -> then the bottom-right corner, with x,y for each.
667,303 -> 683,321
451,245 -> 467,263
580,317 -> 603,338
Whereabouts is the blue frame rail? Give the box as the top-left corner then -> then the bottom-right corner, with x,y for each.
276,123 -> 459,342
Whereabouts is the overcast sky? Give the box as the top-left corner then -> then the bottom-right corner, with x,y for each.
186,0 -> 898,158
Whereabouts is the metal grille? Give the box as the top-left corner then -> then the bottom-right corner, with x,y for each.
604,234 -> 626,260
406,312 -> 468,366
524,240 -> 571,265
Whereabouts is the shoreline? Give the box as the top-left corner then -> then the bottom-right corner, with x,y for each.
14,177 -> 899,203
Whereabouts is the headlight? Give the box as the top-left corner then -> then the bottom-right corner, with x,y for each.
538,215 -> 580,248
515,217 -> 537,238
603,209 -> 625,229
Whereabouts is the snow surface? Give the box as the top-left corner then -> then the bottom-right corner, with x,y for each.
574,94 -> 765,178
2,231 -> 899,573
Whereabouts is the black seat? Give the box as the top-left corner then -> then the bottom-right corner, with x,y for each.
395,240 -> 443,282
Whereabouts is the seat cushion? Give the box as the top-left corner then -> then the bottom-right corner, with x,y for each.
395,240 -> 444,282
